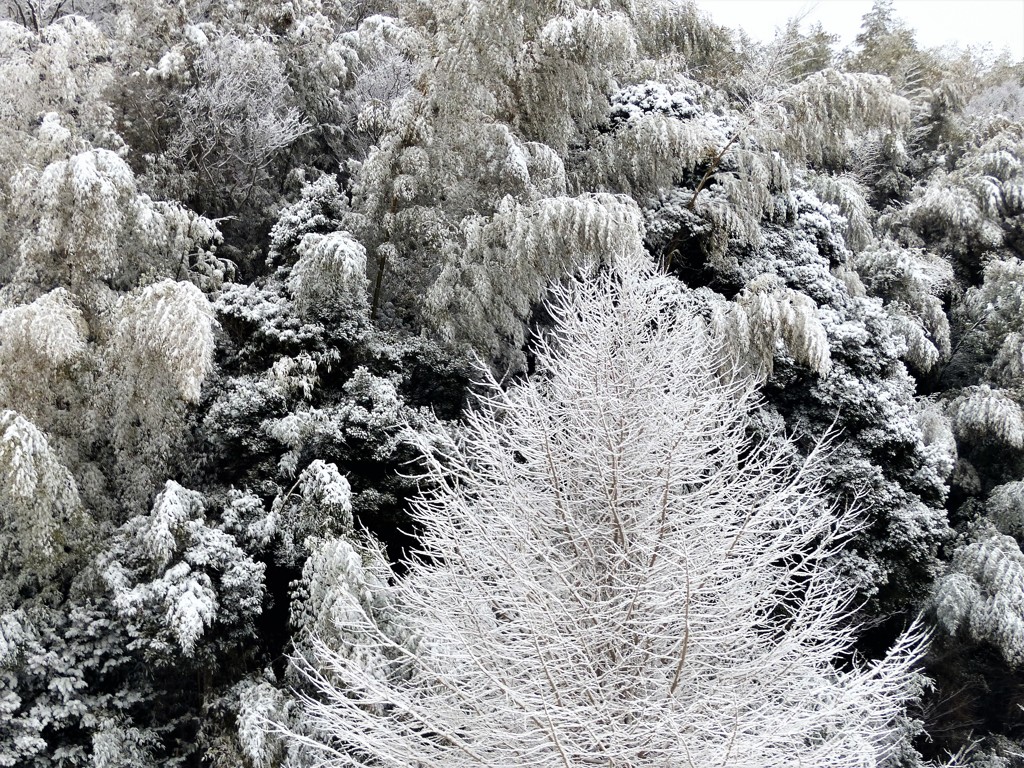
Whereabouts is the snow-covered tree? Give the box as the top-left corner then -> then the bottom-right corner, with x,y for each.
294,252 -> 925,767
0,408 -> 83,575
162,32 -> 310,213
99,480 -> 265,658
847,0 -> 922,89
852,239 -> 953,374
335,0 -> 731,365
6,0 -> 1024,761
647,181 -> 952,615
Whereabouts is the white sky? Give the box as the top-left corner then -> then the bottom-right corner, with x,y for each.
692,0 -> 1024,61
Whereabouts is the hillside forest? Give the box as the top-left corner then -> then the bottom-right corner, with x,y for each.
2,0 -> 1024,764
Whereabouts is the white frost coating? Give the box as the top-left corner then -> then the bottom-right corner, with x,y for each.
236,678 -> 288,768
934,525 -> 1024,667
852,241 -> 953,372
988,481 -> 1024,538
91,718 -> 158,768
139,480 -> 205,569
426,193 -> 646,360
289,535 -> 403,692
150,46 -> 188,81
893,121 -> 1024,259
966,258 -> 1024,386
16,148 -> 136,280
167,33 -> 309,203
34,112 -> 73,158
294,252 -> 923,767
102,480 -> 265,657
288,231 -> 369,320
916,400 -> 957,483
0,610 -> 31,668
712,277 -> 832,380
0,288 -> 87,370
163,563 -> 218,656
270,352 -> 321,401
113,279 -> 216,403
298,460 -> 354,532
183,24 -> 209,48
951,385 -> 1024,449
0,410 -> 79,557
292,537 -> 378,640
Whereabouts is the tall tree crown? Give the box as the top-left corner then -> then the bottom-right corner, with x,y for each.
294,253 -> 924,767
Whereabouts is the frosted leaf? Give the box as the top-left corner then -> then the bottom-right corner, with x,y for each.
0,288 -> 87,370
287,231 -> 369,321
425,193 -> 646,362
137,481 -> 205,570
608,79 -> 706,126
891,119 -> 1024,259
712,281 -> 832,380
34,112 -> 73,159
852,241 -> 952,371
0,610 -> 31,667
112,279 -> 216,403
779,289 -> 832,376
889,314 -> 940,373
988,481 -> 1024,538
391,173 -> 417,202
291,537 -> 366,637
163,563 -> 217,656
223,489 -> 277,549
344,0 -> 729,357
398,147 -> 429,176
236,678 -> 288,768
100,480 -> 265,657
916,399 -> 957,483
639,0 -> 724,54
130,197 -> 223,284
150,45 -> 188,80
0,15 -> 114,151
934,572 -> 980,638
934,526 -> 1024,666
586,108 -> 722,197
951,385 -> 1024,449
289,535 -> 399,677
98,280 -> 216,503
778,70 -> 911,168
0,410 -> 79,557
267,174 -> 349,266
522,142 -> 567,197
645,68 -> 910,253
91,718 -> 157,768
967,81 -> 1024,121
183,24 -> 210,48
904,179 -> 987,236
968,258 -> 1024,332
809,174 -> 872,252
964,257 -> 1024,385
15,149 -> 136,283
259,457 -> 358,564
270,352 -> 327,401
298,460 -> 354,533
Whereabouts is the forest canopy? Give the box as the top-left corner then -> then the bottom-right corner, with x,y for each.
1,0 -> 1023,765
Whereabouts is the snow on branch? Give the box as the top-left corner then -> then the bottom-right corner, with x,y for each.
291,251 -> 924,767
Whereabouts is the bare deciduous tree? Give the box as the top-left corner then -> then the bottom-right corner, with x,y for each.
292,251 -> 926,768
